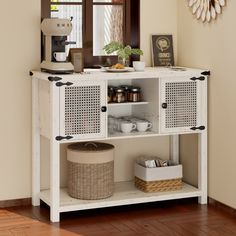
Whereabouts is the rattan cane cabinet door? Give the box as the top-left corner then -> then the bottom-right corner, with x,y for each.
59,80 -> 107,140
159,77 -> 204,134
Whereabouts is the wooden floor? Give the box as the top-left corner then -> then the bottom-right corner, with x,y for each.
1,199 -> 236,236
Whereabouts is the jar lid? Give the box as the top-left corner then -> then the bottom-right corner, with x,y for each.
121,85 -> 131,90
108,86 -> 115,91
68,142 -> 114,152
130,87 -> 141,92
115,87 -> 124,92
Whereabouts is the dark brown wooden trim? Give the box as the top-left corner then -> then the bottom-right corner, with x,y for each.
50,1 -> 122,4
83,0 -> 92,66
130,0 -> 140,48
50,2 -> 122,5
129,0 -> 140,63
50,2 -> 82,5
124,0 -> 131,46
42,0 -> 50,19
0,198 -> 31,208
92,2 -> 124,5
209,197 -> 236,216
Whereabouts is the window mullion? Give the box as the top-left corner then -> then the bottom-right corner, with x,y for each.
83,0 -> 93,66
85,0 -> 93,44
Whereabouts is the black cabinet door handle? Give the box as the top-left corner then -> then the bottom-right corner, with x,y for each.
48,76 -> 62,82
190,76 -> 205,81
190,126 -> 205,131
101,106 -> 107,112
56,82 -> 73,87
162,103 -> 168,109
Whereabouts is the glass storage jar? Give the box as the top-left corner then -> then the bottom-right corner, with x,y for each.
121,85 -> 131,102
108,86 -> 115,103
129,87 -> 141,102
114,87 -> 125,103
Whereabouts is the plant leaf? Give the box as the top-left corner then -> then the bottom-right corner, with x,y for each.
131,48 -> 143,56
103,41 -> 123,54
103,41 -> 143,58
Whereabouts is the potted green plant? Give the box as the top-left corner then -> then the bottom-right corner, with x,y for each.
103,41 -> 143,67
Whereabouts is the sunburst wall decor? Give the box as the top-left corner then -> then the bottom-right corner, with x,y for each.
188,0 -> 226,22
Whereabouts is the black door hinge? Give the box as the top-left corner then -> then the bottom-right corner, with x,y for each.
55,136 -> 73,141
190,126 -> 205,131
48,76 -> 63,82
190,76 -> 205,81
201,71 -> 210,76
56,82 -> 73,87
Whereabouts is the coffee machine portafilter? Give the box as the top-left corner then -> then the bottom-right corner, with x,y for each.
40,18 -> 76,74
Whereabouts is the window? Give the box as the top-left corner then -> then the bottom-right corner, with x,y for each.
41,0 -> 140,67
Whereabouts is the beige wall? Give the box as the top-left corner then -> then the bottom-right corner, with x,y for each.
0,1 -> 177,200
177,2 -> 236,208
141,0 -> 178,66
0,1 -> 40,200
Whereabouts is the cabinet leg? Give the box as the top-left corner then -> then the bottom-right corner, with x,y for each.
50,140 -> 60,222
50,208 -> 60,223
32,79 -> 40,206
198,131 -> 208,204
49,82 -> 61,222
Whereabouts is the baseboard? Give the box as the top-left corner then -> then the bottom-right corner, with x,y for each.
0,198 -> 31,208
209,197 -> 236,216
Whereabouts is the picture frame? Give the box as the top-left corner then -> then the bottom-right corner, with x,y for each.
151,35 -> 174,67
69,48 -> 84,73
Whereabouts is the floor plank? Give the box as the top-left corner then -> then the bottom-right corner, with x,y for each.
0,199 -> 236,235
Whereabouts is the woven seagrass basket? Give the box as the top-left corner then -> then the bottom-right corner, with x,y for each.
67,142 -> 114,200
134,163 -> 182,193
135,177 -> 182,193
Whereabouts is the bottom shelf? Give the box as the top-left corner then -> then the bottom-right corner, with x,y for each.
40,181 -> 202,213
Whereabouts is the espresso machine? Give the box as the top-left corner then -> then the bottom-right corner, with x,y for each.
41,18 -> 75,74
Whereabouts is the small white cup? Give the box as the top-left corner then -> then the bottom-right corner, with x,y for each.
133,61 -> 145,71
136,121 -> 152,132
108,116 -> 116,134
121,122 -> 137,133
114,118 -> 124,132
53,52 -> 67,62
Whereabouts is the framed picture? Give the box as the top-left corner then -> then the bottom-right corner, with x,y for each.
69,48 -> 84,73
151,35 -> 174,67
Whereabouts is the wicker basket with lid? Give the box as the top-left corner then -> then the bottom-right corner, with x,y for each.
67,142 -> 114,200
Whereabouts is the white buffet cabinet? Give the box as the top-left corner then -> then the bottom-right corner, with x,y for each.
31,67 -> 209,222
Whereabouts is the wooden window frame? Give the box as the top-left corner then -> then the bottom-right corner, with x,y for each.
41,0 -> 140,68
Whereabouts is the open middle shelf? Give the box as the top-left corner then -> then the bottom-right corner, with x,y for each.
108,130 -> 158,139
108,101 -> 149,106
40,181 -> 202,213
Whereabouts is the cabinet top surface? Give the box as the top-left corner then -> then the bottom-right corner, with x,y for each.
31,67 -> 209,82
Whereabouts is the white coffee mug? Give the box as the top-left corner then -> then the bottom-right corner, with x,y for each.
133,61 -> 145,71
121,122 -> 137,133
53,52 -> 67,62
136,121 -> 152,132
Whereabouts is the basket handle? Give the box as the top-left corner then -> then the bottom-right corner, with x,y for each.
84,142 -> 98,149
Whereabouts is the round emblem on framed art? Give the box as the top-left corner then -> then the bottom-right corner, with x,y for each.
156,37 -> 170,52
187,0 -> 226,22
